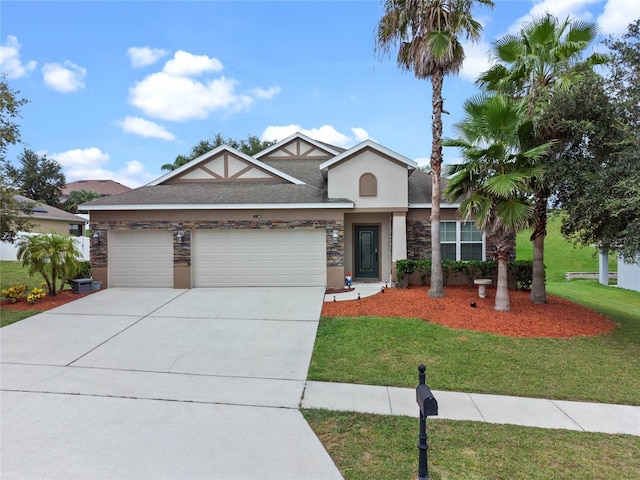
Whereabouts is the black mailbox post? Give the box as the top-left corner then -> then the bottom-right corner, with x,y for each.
416,364 -> 438,480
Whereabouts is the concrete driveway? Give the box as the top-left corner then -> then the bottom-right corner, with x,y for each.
1,287 -> 343,480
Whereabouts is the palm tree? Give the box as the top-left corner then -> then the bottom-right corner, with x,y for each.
16,233 -> 82,296
64,189 -> 101,213
476,13 -> 607,304
376,0 -> 494,298
161,154 -> 190,172
444,94 -> 554,311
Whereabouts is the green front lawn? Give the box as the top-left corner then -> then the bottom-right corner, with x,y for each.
309,217 -> 640,405
308,282 -> 640,404
304,410 -> 640,480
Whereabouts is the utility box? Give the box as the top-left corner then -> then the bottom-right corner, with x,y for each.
72,278 -> 93,294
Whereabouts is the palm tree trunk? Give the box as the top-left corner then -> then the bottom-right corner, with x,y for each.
429,69 -> 445,298
530,190 -> 548,304
494,246 -> 511,311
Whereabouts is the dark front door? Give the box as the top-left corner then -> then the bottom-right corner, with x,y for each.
354,225 -> 379,279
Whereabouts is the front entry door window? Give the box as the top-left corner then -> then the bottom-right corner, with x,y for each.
355,225 -> 379,279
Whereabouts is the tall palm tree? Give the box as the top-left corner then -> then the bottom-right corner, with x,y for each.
64,189 -> 100,213
17,233 -> 82,296
376,0 -> 494,298
476,13 -> 607,304
444,94 -> 554,311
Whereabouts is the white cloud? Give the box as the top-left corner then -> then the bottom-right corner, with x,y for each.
127,46 -> 169,68
261,124 -> 373,148
50,147 -> 155,188
118,116 -> 175,141
249,86 -> 282,99
460,40 -> 492,82
130,73 -> 253,121
507,0 -> 600,35
128,49 -> 280,121
0,35 -> 36,79
162,50 -> 223,77
351,127 -> 371,143
598,0 -> 640,35
42,61 -> 86,93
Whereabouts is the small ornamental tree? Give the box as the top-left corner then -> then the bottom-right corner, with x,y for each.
16,234 -> 82,296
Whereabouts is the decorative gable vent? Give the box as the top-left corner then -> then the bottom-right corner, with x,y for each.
167,152 -> 281,184
359,173 -> 377,196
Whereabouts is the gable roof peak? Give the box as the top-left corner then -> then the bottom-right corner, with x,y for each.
148,144 -> 306,186
255,131 -> 342,159
319,139 -> 418,170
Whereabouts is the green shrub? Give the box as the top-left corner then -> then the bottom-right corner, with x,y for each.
397,259 -> 533,289
416,260 -> 431,285
508,259 -> 534,290
396,259 -> 416,288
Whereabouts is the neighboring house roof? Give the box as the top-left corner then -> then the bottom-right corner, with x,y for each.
15,195 -> 86,223
62,180 -> 131,197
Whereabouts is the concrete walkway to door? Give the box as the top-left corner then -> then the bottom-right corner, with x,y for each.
1,287 -> 343,480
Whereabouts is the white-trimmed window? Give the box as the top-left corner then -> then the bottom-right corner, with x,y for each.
440,221 -> 484,261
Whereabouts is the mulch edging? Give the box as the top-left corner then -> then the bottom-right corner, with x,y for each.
321,285 -> 617,338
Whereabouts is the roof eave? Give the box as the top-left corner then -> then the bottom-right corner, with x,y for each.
319,140 -> 418,170
82,202 -> 355,211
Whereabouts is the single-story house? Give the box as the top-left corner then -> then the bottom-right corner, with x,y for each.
14,195 -> 86,236
1,196 -> 89,261
82,133 -> 507,289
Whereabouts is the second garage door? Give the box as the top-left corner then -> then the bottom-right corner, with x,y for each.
193,229 -> 326,287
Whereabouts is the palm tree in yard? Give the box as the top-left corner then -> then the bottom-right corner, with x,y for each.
376,0 -> 494,298
444,94 -> 555,311
476,13 -> 607,304
17,233 -> 82,296
64,189 -> 100,213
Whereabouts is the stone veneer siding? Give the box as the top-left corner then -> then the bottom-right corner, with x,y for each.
90,219 -> 344,269
406,220 -> 515,261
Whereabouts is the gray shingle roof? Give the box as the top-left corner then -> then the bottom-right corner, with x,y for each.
83,181 -> 349,207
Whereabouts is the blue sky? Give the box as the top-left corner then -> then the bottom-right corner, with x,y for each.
2,0 -> 638,187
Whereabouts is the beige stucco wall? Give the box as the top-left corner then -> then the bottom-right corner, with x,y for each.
31,219 -> 83,235
327,149 -> 409,209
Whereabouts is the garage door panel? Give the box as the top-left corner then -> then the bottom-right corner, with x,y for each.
109,231 -> 173,288
194,229 -> 326,287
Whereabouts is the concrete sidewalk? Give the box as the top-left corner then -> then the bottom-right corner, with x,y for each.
324,282 -> 387,302
302,381 -> 640,436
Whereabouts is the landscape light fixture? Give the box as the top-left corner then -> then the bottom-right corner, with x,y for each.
91,231 -> 100,239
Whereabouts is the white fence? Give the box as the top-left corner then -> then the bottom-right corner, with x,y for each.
0,234 -> 90,262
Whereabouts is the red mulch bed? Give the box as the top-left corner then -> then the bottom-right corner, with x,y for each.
322,285 -> 617,338
1,289 -> 95,311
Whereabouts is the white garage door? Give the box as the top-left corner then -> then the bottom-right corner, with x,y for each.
109,230 -> 173,287
193,229 -> 326,287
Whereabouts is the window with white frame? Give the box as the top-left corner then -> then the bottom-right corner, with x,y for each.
440,221 -> 484,261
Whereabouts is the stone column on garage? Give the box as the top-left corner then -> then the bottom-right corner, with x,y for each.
392,212 -> 407,284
